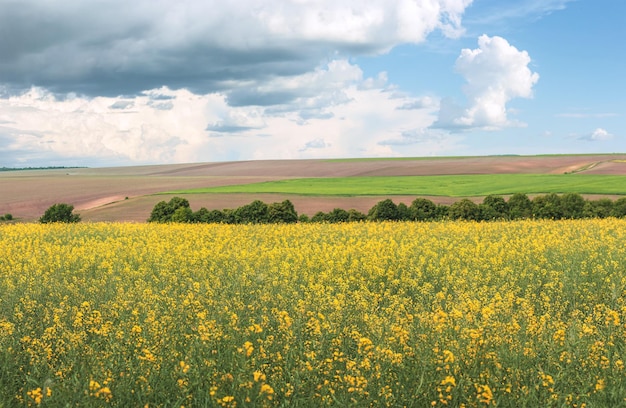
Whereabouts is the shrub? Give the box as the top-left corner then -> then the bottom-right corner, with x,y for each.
311,211 -> 328,223
325,208 -> 350,223
268,200 -> 298,224
560,193 -> 585,219
397,203 -> 411,221
39,203 -> 80,223
233,200 -> 270,224
409,198 -> 437,221
481,195 -> 509,220
368,199 -> 399,221
448,199 -> 480,221
612,197 -> 626,218
192,207 -> 211,223
508,193 -> 532,220
532,193 -> 563,220
171,206 -> 193,223
583,198 -> 614,219
147,197 -> 190,223
347,209 -> 367,222
434,204 -> 450,220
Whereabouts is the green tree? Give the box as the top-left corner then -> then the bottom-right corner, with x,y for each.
448,199 -> 480,221
347,209 -> 367,222
268,200 -> 298,223
192,207 -> 211,223
39,203 -> 81,223
207,209 -> 226,223
234,200 -> 269,224
368,199 -> 399,221
434,204 -> 450,220
147,201 -> 172,222
409,198 -> 437,221
560,193 -> 585,219
326,208 -> 350,223
611,197 -> 626,218
582,198 -> 614,219
169,196 -> 191,214
222,208 -> 236,224
171,206 -> 193,223
311,211 -> 328,223
147,197 -> 190,223
397,203 -> 411,221
532,193 -> 563,220
192,207 -> 226,223
508,193 -> 532,220
480,195 -> 509,220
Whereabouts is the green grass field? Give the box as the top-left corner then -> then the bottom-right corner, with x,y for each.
163,174 -> 626,197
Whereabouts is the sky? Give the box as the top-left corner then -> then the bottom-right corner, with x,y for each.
0,0 -> 624,168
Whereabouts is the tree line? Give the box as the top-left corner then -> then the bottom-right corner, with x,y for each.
148,193 -> 626,224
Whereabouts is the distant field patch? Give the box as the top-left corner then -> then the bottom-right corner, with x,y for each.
322,156 -> 460,163
163,174 -> 626,197
323,153 -> 620,163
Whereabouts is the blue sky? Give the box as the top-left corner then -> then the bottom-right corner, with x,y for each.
0,0 -> 623,167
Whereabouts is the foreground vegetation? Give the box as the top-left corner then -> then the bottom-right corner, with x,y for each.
1,220 -> 625,406
165,174 -> 626,196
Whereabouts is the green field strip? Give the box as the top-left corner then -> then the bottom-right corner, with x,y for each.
161,174 -> 626,197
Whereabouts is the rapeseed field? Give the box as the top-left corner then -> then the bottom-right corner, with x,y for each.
0,220 -> 625,407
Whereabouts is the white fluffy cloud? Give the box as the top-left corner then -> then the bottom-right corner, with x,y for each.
434,35 -> 539,131
0,87 -> 226,165
0,60 -> 453,166
579,128 -> 614,141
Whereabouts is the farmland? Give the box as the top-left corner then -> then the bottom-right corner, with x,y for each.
1,220 -> 625,406
1,154 -> 625,222
164,174 -> 626,197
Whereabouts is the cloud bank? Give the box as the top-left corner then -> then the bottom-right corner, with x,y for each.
0,61 -> 452,166
0,1 -> 478,166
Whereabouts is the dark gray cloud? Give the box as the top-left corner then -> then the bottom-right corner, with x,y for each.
147,101 -> 174,111
109,101 -> 134,110
299,138 -> 330,151
226,89 -> 301,107
144,93 -> 175,101
397,96 -> 436,110
205,124 -> 262,133
0,2 -> 334,97
0,0 -> 471,99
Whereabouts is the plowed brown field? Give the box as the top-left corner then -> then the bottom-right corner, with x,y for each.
2,155 -> 625,222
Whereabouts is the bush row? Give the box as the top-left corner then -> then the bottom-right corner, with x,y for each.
148,193 -> 626,224
0,213 -> 13,221
148,197 -> 298,224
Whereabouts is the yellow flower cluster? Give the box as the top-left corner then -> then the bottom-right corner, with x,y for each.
0,219 -> 625,406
